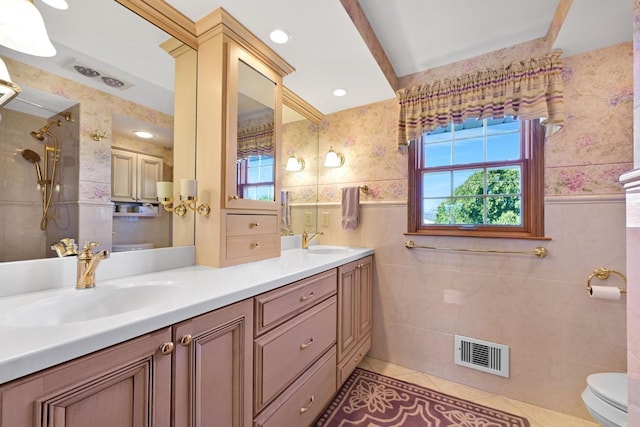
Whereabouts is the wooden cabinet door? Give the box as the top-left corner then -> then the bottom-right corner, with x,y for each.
137,154 -> 163,202
173,299 -> 253,427
111,148 -> 137,202
356,256 -> 373,340
337,259 -> 358,361
337,256 -> 373,363
0,327 -> 172,427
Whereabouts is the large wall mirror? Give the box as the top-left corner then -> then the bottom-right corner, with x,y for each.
281,91 -> 322,236
0,1 -> 194,263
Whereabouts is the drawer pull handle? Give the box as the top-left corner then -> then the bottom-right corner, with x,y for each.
299,291 -> 315,302
354,352 -> 363,363
253,242 -> 260,248
300,338 -> 315,350
160,342 -> 174,355
250,222 -> 260,228
179,334 -> 192,346
299,395 -> 315,414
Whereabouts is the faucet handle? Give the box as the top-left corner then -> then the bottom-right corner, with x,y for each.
79,241 -> 99,257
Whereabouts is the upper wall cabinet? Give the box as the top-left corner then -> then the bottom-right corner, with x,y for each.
194,8 -> 294,267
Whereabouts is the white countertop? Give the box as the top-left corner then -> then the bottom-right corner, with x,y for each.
0,246 -> 373,384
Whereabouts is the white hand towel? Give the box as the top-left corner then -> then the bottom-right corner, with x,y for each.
341,187 -> 360,230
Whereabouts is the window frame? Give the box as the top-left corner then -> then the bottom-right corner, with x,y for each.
407,119 -> 546,239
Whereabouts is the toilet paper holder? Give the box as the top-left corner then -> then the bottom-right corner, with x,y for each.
586,267 -> 627,295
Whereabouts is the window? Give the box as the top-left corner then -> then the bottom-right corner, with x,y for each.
408,117 -> 545,239
236,154 -> 274,201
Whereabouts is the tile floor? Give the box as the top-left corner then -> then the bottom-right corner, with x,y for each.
357,356 -> 599,427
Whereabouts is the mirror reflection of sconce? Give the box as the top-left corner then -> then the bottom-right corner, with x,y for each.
91,130 -> 108,141
324,146 -> 345,168
156,179 -> 211,217
285,153 -> 305,172
0,58 -> 21,108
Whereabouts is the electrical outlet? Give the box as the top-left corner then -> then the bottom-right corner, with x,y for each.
304,211 -> 313,227
322,211 -> 330,227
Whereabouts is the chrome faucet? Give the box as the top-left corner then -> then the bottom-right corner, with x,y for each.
76,241 -> 109,289
302,230 -> 323,249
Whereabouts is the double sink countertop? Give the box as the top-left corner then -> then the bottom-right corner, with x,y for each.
0,245 -> 373,384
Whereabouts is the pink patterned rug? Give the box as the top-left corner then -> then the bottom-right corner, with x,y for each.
314,368 -> 530,427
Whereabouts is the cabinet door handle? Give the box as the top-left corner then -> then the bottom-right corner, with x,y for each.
160,342 -> 174,355
230,195 -> 239,200
356,263 -> 364,269
250,222 -> 260,228
299,395 -> 315,414
299,291 -> 315,302
300,338 -> 315,350
179,334 -> 192,346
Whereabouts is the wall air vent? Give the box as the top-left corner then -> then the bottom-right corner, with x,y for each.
454,335 -> 509,378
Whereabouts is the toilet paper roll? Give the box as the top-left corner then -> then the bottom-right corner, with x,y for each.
589,285 -> 621,300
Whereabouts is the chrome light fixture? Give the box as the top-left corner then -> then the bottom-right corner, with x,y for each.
0,57 -> 21,107
0,0 -> 57,57
324,146 -> 345,168
285,153 -> 305,172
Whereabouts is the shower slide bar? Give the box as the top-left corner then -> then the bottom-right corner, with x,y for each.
405,240 -> 548,258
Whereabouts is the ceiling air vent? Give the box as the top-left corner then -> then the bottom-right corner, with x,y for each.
64,59 -> 134,90
454,335 -> 509,378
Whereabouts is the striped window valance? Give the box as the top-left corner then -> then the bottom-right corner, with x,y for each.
237,122 -> 274,158
396,50 -> 564,148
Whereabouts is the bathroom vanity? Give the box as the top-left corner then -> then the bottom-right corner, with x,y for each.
0,246 -> 373,427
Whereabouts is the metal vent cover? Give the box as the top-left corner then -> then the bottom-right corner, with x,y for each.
454,335 -> 509,378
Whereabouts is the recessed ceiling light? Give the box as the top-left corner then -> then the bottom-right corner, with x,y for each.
133,130 -> 154,139
333,88 -> 348,97
269,29 -> 290,44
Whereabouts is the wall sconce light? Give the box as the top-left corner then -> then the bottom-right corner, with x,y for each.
0,58 -> 21,108
0,0 -> 57,57
285,153 -> 305,172
156,179 -> 210,217
324,146 -> 345,168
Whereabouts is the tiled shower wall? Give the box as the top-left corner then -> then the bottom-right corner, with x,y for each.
314,42 -> 633,419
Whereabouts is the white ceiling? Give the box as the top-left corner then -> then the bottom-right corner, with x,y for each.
0,0 -> 633,144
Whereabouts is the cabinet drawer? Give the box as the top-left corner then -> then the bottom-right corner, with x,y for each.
226,233 -> 279,261
227,214 -> 278,236
254,347 -> 336,427
255,269 -> 337,337
337,334 -> 371,387
254,296 -> 336,413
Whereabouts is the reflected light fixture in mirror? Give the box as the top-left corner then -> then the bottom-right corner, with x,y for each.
40,0 -> 68,10
133,130 -> 154,139
285,153 -> 305,172
0,58 -> 21,107
156,180 -> 211,217
0,0 -> 57,57
324,146 -> 345,168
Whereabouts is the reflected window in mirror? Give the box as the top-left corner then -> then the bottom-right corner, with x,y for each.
236,154 -> 274,201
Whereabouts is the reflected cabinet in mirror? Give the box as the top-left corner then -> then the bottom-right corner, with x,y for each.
227,44 -> 281,210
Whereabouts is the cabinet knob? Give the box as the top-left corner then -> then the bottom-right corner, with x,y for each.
299,291 -> 315,302
250,222 -> 260,228
354,352 -> 364,364
299,395 -> 315,414
230,195 -> 239,200
299,337 -> 315,350
253,242 -> 260,248
179,334 -> 192,346
356,263 -> 364,269
160,342 -> 174,355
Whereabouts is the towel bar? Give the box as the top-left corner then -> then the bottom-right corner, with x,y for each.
405,240 -> 548,257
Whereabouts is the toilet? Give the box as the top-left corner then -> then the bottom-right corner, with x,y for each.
582,372 -> 627,427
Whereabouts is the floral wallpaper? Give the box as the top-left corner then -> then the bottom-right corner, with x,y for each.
315,42 -> 633,203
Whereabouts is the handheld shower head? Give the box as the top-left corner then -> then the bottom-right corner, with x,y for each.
30,120 -> 61,142
21,149 -> 43,181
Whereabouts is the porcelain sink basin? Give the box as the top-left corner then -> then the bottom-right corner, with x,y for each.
0,281 -> 187,327
306,245 -> 351,255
